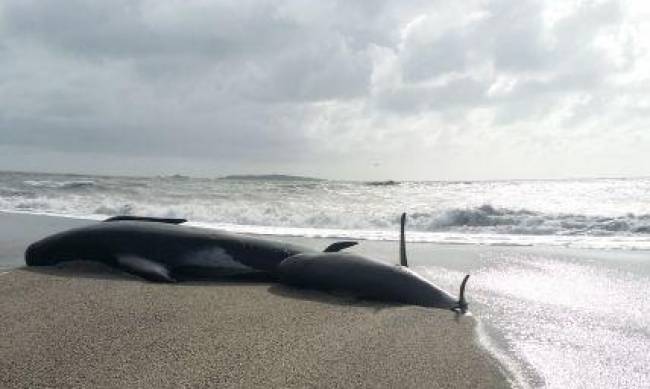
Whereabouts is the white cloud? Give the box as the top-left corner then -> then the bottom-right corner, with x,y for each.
0,0 -> 649,180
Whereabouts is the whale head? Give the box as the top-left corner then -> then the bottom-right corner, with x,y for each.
25,230 -> 86,266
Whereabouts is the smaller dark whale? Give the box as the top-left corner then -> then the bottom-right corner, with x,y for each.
278,213 -> 469,312
25,216 -> 358,282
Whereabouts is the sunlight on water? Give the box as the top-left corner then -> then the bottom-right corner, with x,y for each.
421,250 -> 650,389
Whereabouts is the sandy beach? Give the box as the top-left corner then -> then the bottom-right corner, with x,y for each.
0,213 -> 509,388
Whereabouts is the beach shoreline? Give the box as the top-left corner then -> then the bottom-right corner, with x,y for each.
0,212 -> 511,388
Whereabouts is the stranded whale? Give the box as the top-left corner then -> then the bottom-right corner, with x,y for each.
25,216 -> 357,282
278,213 -> 470,312
25,214 -> 467,311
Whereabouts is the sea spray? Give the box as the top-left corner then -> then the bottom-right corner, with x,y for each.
1,171 -> 650,249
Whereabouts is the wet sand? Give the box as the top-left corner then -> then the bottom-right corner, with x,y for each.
0,212 -> 509,388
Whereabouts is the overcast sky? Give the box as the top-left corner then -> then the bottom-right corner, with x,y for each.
1,0 -> 649,180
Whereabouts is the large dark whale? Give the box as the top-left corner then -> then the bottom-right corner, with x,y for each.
278,214 -> 470,312
25,216 -> 357,282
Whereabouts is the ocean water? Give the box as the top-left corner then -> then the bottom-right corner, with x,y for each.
1,171 -> 650,388
2,171 -> 650,250
412,246 -> 650,389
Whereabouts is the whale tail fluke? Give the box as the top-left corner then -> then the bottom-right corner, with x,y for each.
454,274 -> 470,313
400,212 -> 408,267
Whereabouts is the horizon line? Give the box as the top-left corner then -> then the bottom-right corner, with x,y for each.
1,168 -> 648,183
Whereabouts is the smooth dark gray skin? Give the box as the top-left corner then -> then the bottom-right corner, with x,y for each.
25,220 -> 321,282
277,252 -> 460,310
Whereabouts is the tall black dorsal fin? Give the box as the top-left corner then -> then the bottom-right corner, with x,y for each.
323,241 -> 358,252
103,216 -> 187,224
399,213 -> 408,267
455,274 -> 470,313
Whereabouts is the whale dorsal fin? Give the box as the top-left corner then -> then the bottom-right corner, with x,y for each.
103,216 -> 187,224
323,241 -> 358,252
400,213 -> 408,267
454,274 -> 470,313
116,254 -> 176,282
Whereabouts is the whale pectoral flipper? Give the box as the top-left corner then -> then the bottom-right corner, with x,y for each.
116,255 -> 176,283
103,216 -> 187,224
323,241 -> 358,252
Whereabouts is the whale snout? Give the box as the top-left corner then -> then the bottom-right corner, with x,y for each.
25,238 -> 66,266
25,241 -> 48,266
25,242 -> 38,265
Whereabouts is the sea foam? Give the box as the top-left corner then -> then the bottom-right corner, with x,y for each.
2,171 -> 650,250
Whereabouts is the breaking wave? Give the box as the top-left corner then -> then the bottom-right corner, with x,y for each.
2,171 -> 650,249
72,202 -> 650,237
412,204 -> 650,236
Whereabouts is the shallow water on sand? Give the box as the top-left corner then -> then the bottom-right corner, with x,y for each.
410,246 -> 650,389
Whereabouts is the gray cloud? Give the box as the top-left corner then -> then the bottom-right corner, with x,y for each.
1,0 -> 649,180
